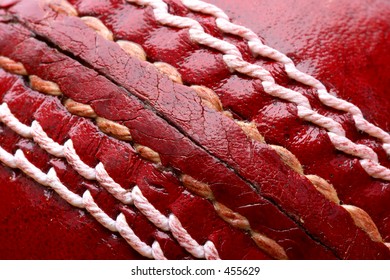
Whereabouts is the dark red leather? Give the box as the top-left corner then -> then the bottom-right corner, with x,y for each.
0,0 -> 389,259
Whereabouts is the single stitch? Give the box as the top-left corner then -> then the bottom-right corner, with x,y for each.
0,145 -> 17,168
305,175 -> 340,204
116,213 -> 166,259
14,149 -> 50,186
46,0 -> 78,16
154,61 -> 183,84
203,240 -> 220,260
46,167 -> 85,208
31,120 -> 65,157
30,75 -> 62,96
64,139 -> 97,180
117,40 -> 147,61
64,98 -> 97,118
341,205 -> 382,243
0,56 -> 27,75
168,214 -> 207,259
81,16 -> 114,41
134,144 -> 162,164
126,0 -> 390,182
251,232 -> 288,260
82,189 -> 118,232
181,0 -> 390,155
0,103 -> 33,138
132,186 -> 170,231
95,117 -> 133,141
95,162 -> 133,204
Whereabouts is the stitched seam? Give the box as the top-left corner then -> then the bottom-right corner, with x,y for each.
0,144 -> 167,259
0,101 -> 221,260
0,1 -> 386,256
124,0 -> 390,182
0,54 -> 385,256
0,61 -> 289,259
181,0 -> 390,153
62,5 -> 389,245
0,4 -> 386,252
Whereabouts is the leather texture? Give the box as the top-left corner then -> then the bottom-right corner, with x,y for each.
0,0 -> 389,259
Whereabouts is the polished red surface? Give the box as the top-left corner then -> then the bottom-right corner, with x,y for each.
0,0 -> 389,259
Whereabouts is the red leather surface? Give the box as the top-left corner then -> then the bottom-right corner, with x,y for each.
69,0 -> 390,240
0,0 -> 389,259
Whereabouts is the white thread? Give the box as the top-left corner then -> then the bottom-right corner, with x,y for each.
64,139 -> 97,180
82,189 -> 118,232
0,146 -> 17,168
181,0 -> 390,155
132,186 -> 170,231
0,103 -> 32,138
14,149 -> 50,186
47,167 -> 85,208
204,240 -> 220,260
31,121 -> 65,157
95,162 -> 133,204
0,102 -> 219,259
0,143 -> 167,259
116,212 -> 155,258
151,240 -> 167,260
168,214 -> 206,259
127,0 -> 390,181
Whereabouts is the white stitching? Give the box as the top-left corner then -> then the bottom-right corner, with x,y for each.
95,162 -> 133,204
0,103 -> 32,138
0,101 -> 220,259
181,0 -> 390,155
0,144 -> 165,257
63,139 -> 97,180
126,0 -> 390,182
82,189 -> 118,232
46,167 -> 85,208
168,214 -> 206,259
31,121 -> 65,157
132,186 -> 170,231
116,213 -> 166,259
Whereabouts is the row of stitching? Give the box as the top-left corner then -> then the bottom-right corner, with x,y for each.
0,100 -> 221,260
0,4 -> 386,258
0,5 -> 312,257
51,3 -> 390,246
65,2 -> 390,245
125,0 -> 390,182
0,53 -> 387,255
0,63 -> 285,259
181,0 -> 390,156
2,0 -> 388,252
0,143 -> 167,259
